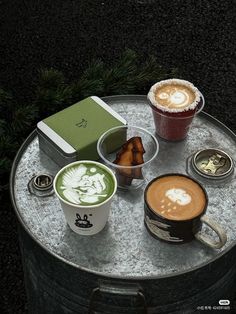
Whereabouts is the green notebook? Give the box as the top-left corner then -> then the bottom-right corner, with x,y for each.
37,96 -> 127,165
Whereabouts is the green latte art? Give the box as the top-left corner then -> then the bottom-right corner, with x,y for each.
56,163 -> 115,205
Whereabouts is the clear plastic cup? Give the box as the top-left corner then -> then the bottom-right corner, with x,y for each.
97,125 -> 159,190
147,79 -> 205,141
148,94 -> 205,141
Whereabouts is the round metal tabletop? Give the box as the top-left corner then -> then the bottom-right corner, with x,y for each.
11,95 -> 236,279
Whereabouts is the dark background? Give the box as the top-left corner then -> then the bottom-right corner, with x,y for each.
1,0 -> 236,313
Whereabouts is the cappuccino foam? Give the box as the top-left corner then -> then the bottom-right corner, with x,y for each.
148,79 -> 201,113
146,175 -> 206,220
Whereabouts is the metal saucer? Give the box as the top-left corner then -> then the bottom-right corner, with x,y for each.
192,148 -> 234,180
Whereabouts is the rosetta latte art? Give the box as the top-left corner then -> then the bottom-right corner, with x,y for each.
60,164 -> 108,204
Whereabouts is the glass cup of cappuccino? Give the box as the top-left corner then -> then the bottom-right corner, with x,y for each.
54,160 -> 117,235
147,79 -> 205,141
144,173 -> 227,249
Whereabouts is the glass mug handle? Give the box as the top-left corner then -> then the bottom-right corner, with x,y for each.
195,92 -> 205,114
195,215 -> 227,249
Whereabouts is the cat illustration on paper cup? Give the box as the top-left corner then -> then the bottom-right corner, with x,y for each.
147,79 -> 205,141
54,160 -> 117,235
144,173 -> 227,249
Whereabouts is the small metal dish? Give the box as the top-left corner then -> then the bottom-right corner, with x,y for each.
192,148 -> 234,180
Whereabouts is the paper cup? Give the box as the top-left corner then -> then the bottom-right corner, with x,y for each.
53,161 -> 117,235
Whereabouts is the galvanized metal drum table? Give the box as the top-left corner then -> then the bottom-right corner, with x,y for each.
10,95 -> 236,313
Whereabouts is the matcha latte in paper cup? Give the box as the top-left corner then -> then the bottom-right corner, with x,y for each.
147,79 -> 205,141
54,161 -> 117,235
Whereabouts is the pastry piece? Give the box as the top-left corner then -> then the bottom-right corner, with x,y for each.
113,136 -> 145,186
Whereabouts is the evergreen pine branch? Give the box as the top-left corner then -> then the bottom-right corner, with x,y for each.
33,68 -> 85,115
57,85 -> 76,106
102,49 -> 138,94
0,135 -> 19,157
0,157 -> 12,174
33,68 -> 70,116
38,68 -> 65,90
0,119 -> 7,135
12,104 -> 39,135
70,59 -> 106,101
0,156 -> 12,195
70,79 -> 104,101
132,55 -> 178,92
81,59 -> 105,81
0,49 -> 178,192
0,88 -> 14,107
105,49 -> 138,80
34,49 -> 177,104
0,89 -> 16,121
0,133 -> 21,191
33,86 -> 69,116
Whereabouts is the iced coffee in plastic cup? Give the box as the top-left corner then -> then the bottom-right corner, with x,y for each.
147,79 -> 204,141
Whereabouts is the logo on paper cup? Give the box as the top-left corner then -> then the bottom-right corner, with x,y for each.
75,213 -> 93,229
